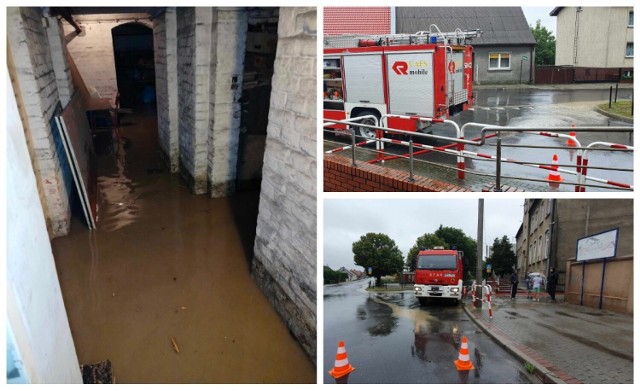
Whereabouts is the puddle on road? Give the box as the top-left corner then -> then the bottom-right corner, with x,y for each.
51,110 -> 314,383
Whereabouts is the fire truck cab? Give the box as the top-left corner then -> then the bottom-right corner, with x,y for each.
414,247 -> 464,305
323,27 -> 481,137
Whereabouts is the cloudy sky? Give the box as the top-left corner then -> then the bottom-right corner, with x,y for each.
323,197 -> 525,270
522,7 -> 557,35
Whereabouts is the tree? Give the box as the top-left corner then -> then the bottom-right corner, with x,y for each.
531,20 -> 556,66
434,225 -> 478,281
405,233 -> 447,271
486,235 -> 517,276
352,233 -> 403,286
323,266 -> 348,285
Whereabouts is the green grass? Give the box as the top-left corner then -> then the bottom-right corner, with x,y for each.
524,362 -> 536,374
598,100 -> 633,119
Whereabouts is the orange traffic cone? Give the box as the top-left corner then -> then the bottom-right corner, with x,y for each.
547,154 -> 563,183
329,340 -> 356,379
566,128 -> 577,147
454,336 -> 475,371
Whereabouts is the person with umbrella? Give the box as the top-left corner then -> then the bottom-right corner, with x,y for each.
532,273 -> 544,302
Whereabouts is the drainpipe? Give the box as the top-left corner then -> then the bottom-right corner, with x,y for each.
524,200 -> 531,275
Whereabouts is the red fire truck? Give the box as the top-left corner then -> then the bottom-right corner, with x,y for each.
323,27 -> 481,138
414,247 -> 464,305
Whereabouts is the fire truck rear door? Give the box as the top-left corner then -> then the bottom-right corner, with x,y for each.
386,52 -> 434,117
343,54 -> 385,104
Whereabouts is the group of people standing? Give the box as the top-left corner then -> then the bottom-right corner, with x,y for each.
509,267 -> 559,302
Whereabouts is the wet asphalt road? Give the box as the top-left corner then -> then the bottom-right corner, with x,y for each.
324,89 -> 633,191
324,280 -> 537,384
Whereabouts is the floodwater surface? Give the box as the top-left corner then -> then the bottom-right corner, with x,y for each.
51,108 -> 315,383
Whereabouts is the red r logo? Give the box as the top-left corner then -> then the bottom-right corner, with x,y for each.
392,61 -> 408,75
448,60 -> 456,74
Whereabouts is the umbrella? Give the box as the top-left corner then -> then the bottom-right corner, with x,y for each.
528,272 -> 547,285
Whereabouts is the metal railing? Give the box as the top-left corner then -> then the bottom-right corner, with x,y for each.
323,116 -> 634,191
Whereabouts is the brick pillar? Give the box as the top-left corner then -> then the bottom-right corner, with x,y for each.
207,8 -> 248,198
177,7 -> 212,193
251,7 -> 317,363
44,15 -> 74,107
154,8 -> 179,172
7,7 -> 70,238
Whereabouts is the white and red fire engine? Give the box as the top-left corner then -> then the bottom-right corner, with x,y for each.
323,26 -> 482,137
414,247 -> 464,305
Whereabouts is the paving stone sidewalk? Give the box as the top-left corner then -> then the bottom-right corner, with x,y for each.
463,294 -> 633,384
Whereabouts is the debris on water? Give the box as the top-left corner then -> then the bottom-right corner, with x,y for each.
170,337 -> 180,353
181,306 -> 187,310
81,359 -> 113,384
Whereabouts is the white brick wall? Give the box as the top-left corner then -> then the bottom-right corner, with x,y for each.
7,74 -> 83,384
45,16 -> 74,107
177,7 -> 212,194
207,8 -> 248,197
64,14 -> 152,101
252,7 -> 317,363
7,7 -> 70,237
154,8 -> 179,172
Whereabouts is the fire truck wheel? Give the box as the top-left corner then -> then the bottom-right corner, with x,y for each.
355,110 -> 379,140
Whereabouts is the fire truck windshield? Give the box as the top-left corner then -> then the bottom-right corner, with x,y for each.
417,254 -> 457,270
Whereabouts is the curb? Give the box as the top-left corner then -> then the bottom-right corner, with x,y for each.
595,106 -> 634,124
461,300 -> 579,384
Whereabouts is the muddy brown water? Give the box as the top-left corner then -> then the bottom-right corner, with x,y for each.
51,109 -> 315,383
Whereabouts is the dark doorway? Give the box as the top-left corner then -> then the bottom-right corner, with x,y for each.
236,10 -> 279,192
111,23 -> 155,109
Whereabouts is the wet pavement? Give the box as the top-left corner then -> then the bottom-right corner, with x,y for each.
51,108 -> 315,383
463,293 -> 633,384
324,88 -> 633,192
324,280 -> 538,384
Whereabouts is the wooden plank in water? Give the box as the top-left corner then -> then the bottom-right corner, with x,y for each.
57,92 -> 98,229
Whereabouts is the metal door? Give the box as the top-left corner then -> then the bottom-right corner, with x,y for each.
386,52 -> 434,117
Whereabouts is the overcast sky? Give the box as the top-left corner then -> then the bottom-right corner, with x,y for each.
323,198 -> 525,270
522,7 -> 557,35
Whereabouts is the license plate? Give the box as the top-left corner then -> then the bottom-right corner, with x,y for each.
430,287 -> 440,291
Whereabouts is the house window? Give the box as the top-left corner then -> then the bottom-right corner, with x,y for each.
626,43 -> 633,57
538,236 -> 543,261
629,11 -> 634,27
489,52 -> 511,70
544,230 -> 550,258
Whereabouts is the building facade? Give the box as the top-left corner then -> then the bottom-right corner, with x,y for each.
552,7 -> 634,69
323,7 -> 536,84
395,7 -> 536,84
516,199 -> 633,313
515,199 -> 555,279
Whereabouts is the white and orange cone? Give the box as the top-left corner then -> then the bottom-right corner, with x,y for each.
328,340 -> 356,379
454,336 -> 475,371
547,154 -> 563,185
566,128 -> 577,147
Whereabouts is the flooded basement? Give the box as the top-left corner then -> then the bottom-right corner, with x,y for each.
51,108 -> 315,383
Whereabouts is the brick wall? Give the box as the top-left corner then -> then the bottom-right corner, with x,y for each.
45,16 -> 73,107
154,8 -> 179,172
252,7 -> 317,363
64,14 -> 152,101
207,8 -> 248,197
324,154 -> 471,192
177,7 -> 211,194
7,7 -> 71,237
